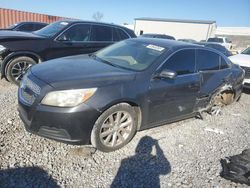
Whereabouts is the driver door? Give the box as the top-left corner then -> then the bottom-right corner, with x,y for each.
147,49 -> 200,126
46,24 -> 93,60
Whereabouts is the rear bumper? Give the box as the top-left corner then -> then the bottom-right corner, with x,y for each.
18,94 -> 101,145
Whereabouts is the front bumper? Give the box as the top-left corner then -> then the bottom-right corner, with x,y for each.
18,98 -> 101,145
18,72 -> 101,146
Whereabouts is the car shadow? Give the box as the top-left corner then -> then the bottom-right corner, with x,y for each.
0,166 -> 59,188
111,136 -> 171,188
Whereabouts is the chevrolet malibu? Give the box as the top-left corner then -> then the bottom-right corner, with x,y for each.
18,38 -> 244,152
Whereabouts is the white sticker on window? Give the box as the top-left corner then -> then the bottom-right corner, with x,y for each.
60,22 -> 69,26
146,44 -> 165,52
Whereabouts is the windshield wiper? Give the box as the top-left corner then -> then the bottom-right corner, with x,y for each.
88,53 -> 97,58
95,56 -> 120,68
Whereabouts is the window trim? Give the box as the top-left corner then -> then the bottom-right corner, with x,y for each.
55,23 -> 131,43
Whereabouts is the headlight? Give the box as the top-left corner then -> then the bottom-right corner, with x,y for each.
41,88 -> 97,107
0,45 -> 6,53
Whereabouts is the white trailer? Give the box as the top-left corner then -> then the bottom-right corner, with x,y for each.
134,17 -> 217,41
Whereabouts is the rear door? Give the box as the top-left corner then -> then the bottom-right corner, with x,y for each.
47,23 -> 93,59
147,49 -> 200,125
90,24 -> 113,52
196,49 -> 232,98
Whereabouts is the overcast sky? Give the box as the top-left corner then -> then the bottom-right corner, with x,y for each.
1,0 -> 250,26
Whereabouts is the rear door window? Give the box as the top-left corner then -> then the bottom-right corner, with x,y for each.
220,56 -> 229,69
196,49 -> 220,71
91,25 -> 112,41
162,49 -> 196,75
33,24 -> 46,31
113,28 -> 129,41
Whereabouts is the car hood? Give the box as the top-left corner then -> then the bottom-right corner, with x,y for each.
229,54 -> 250,67
0,30 -> 45,41
31,55 -> 136,88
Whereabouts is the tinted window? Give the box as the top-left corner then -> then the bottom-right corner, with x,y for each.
118,29 -> 129,40
58,24 -> 91,42
220,56 -> 229,69
91,25 -> 112,41
16,24 -> 34,31
163,49 -> 195,75
113,28 -> 129,41
197,50 -> 220,71
207,38 -> 223,43
33,24 -> 46,31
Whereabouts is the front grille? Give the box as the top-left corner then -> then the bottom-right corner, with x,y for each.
20,75 -> 41,105
241,66 -> 250,79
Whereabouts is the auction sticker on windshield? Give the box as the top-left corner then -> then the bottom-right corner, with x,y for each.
146,44 -> 165,52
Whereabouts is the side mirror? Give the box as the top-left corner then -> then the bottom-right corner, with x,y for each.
156,69 -> 177,79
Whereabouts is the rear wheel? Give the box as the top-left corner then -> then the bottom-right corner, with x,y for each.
6,56 -> 36,85
91,103 -> 137,152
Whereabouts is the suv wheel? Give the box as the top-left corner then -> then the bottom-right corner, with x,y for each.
6,57 -> 36,85
91,103 -> 137,152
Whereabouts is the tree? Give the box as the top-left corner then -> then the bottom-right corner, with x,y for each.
92,12 -> 103,22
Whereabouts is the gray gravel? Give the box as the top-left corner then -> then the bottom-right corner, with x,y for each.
0,79 -> 249,187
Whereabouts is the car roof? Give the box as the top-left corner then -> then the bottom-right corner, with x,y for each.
17,21 -> 48,25
54,20 -> 136,37
129,37 -> 201,50
58,19 -> 133,32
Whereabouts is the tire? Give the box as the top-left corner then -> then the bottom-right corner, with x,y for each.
91,103 -> 137,152
6,56 -> 36,85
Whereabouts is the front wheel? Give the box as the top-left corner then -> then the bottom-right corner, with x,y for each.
6,56 -> 36,85
91,103 -> 137,152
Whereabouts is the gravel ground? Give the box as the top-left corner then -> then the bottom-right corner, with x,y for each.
0,79 -> 249,187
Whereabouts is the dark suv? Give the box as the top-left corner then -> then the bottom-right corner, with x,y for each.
1,22 -> 48,32
0,20 -> 136,84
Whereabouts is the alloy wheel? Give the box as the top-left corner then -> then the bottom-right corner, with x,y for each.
11,61 -> 32,81
99,111 -> 133,148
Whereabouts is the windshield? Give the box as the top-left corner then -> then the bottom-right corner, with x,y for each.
34,21 -> 69,37
7,23 -> 18,29
96,40 -> 167,71
241,47 -> 250,55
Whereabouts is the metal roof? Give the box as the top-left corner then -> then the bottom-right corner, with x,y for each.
135,17 -> 216,25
